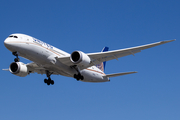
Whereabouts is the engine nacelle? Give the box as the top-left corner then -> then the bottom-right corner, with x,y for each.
70,51 -> 91,69
9,62 -> 29,77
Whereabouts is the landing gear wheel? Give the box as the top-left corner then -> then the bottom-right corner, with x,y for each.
12,52 -> 20,62
74,74 -> 79,81
44,79 -> 48,83
74,74 -> 84,81
46,80 -> 54,85
72,66 -> 84,81
44,71 -> 54,85
80,76 -> 84,80
51,80 -> 54,85
47,82 -> 50,85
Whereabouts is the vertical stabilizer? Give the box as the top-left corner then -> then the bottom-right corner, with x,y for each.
96,47 -> 109,72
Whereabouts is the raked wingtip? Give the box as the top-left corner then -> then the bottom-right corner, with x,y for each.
163,39 -> 176,43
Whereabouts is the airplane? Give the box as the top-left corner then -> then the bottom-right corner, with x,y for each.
3,33 -> 175,85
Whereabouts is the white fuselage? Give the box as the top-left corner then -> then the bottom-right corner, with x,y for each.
4,34 -> 109,82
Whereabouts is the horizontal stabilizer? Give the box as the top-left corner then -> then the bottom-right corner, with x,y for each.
105,71 -> 137,78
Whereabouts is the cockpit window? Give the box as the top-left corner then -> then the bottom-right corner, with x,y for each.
8,35 -> 13,38
8,35 -> 18,38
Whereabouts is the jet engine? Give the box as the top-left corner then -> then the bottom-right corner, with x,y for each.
70,51 -> 91,69
9,62 -> 29,77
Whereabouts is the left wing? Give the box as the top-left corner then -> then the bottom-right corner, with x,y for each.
2,62 -> 48,75
56,40 -> 175,68
26,62 -> 47,74
26,62 -> 59,75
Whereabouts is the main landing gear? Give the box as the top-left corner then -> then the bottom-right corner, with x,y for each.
74,74 -> 84,81
72,65 -> 84,81
12,51 -> 20,62
44,71 -> 54,85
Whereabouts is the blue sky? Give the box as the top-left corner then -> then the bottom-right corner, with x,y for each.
0,0 -> 180,120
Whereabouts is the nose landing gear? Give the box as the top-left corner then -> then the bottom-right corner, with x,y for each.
12,51 -> 20,62
44,70 -> 54,85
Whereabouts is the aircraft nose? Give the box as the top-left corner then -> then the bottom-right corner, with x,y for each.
4,38 -> 13,50
4,38 -> 10,47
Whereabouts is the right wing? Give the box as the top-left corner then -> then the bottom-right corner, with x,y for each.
56,40 -> 175,69
87,40 -> 175,65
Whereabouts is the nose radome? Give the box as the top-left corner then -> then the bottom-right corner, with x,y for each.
4,38 -> 9,46
4,38 -> 13,49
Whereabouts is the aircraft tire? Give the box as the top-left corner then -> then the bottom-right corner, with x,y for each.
74,74 -> 77,78
74,74 -> 84,81
80,76 -> 84,80
51,80 -> 54,85
47,82 -> 50,85
74,74 -> 79,81
44,79 -> 48,83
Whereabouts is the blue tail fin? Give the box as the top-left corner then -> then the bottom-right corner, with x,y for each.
96,47 -> 109,72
